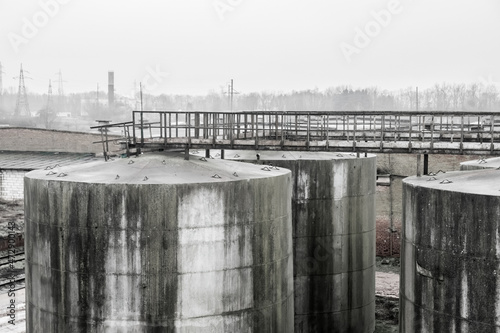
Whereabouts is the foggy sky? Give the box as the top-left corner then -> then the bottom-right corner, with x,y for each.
1,0 -> 499,96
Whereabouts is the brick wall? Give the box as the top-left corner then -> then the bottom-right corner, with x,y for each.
0,169 -> 28,200
0,127 -> 120,154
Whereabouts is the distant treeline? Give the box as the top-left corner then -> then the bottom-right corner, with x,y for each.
0,83 -> 498,122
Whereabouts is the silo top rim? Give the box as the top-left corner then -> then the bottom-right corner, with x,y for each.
24,152 -> 291,185
461,157 -> 500,168
404,169 -> 500,196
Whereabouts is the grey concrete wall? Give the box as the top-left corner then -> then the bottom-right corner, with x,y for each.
375,176 -> 403,257
401,170 -> 500,332
25,153 -> 294,332
224,151 -> 376,333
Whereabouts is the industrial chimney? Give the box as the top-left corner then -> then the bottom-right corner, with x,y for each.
108,71 -> 114,109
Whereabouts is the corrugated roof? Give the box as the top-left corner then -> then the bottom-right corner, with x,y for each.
0,151 -> 99,170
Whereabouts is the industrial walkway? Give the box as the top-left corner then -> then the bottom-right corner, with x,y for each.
92,110 -> 500,158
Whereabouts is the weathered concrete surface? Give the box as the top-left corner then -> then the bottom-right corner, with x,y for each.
401,170 -> 500,332
223,150 -> 376,333
460,156 -> 500,170
24,152 -> 294,332
376,153 -> 482,257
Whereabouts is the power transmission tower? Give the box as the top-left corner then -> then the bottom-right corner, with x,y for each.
0,61 -> 4,95
42,80 -> 53,128
56,70 -> 64,96
0,62 -> 4,109
224,79 -> 239,111
14,64 -> 30,117
46,80 -> 53,110
55,69 -> 66,112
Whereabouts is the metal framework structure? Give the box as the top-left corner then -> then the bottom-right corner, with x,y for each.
91,110 -> 500,160
14,64 -> 30,117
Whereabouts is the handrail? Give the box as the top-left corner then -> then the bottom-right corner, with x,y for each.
91,110 -> 500,159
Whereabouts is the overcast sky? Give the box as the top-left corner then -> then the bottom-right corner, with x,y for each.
1,0 -> 499,96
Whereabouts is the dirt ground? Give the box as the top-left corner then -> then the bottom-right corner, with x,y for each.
0,199 -> 401,332
0,199 -> 24,237
375,257 -> 400,332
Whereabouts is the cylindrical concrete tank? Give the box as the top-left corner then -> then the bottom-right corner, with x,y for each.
25,153 -> 294,332
401,169 -> 500,332
460,157 -> 500,170
223,151 -> 376,333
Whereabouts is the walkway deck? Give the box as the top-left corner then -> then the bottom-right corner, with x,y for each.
91,110 -> 500,158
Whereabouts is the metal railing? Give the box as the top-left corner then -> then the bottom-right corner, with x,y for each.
92,110 -> 500,157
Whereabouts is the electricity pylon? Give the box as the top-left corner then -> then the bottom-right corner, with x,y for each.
14,64 -> 30,117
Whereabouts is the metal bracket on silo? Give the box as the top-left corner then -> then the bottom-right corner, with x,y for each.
427,170 -> 445,176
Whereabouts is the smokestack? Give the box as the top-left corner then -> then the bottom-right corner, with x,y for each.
108,71 -> 114,109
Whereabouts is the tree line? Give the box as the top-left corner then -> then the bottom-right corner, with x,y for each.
0,82 -> 498,126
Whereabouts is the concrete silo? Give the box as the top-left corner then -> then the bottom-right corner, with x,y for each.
226,151 -> 376,333
401,169 -> 500,332
25,153 -> 294,332
460,157 -> 500,170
